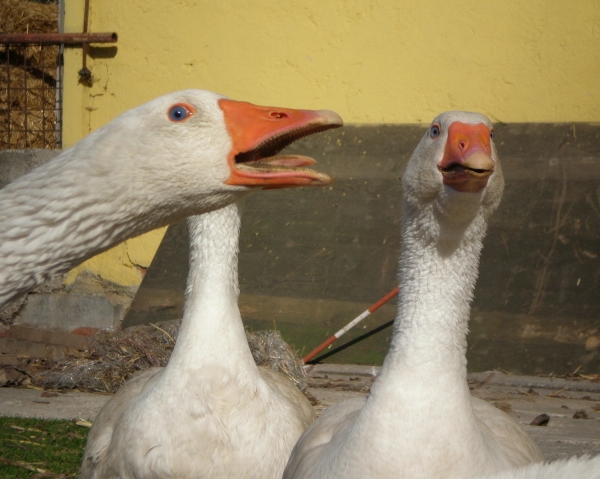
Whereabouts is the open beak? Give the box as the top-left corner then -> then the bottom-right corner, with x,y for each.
438,122 -> 495,193
219,99 -> 343,188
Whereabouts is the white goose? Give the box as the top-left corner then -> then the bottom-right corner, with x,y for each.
81,203 -> 316,478
0,89 -> 342,312
283,112 -> 544,479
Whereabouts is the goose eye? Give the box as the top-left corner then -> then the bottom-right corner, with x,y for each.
168,103 -> 193,122
430,124 -> 441,138
490,129 -> 495,140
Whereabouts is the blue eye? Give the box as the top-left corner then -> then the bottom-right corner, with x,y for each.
430,124 -> 441,138
168,104 -> 192,122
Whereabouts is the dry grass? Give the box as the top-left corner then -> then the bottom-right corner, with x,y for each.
0,0 -> 59,34
0,0 -> 60,149
32,321 -> 309,394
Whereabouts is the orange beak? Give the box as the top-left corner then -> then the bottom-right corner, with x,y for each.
218,99 -> 343,188
438,122 -> 495,193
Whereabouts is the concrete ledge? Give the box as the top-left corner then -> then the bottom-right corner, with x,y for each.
0,324 -> 90,363
0,337 -> 72,360
9,325 -> 89,350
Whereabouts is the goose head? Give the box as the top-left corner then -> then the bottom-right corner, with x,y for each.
76,89 -> 343,217
0,89 -> 342,311
402,111 -> 504,231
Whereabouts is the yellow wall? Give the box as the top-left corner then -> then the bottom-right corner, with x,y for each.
62,0 -> 600,286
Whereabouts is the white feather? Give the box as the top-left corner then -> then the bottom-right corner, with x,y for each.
81,204 -> 315,479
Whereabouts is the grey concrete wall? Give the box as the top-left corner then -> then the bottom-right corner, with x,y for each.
4,122 -> 600,377
123,124 -> 600,375
0,149 -> 60,189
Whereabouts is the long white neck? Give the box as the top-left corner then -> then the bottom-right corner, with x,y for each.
162,203 -> 258,379
377,193 -> 487,388
334,191 -> 492,475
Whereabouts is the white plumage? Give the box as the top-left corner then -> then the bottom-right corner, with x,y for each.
81,203 -> 315,478
0,89 -> 341,312
0,88 -> 343,477
283,111 -> 543,479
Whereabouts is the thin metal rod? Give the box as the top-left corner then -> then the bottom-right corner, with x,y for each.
0,33 -> 118,45
6,47 -> 12,146
81,0 -> 90,72
83,0 -> 90,34
302,286 -> 400,364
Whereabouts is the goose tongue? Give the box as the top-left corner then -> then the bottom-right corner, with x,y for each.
219,99 -> 343,188
438,122 -> 495,193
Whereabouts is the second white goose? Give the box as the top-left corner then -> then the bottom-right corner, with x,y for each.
283,111 -> 543,479
82,203 -> 316,479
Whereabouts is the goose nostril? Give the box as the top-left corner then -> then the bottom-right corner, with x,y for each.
270,111 -> 288,119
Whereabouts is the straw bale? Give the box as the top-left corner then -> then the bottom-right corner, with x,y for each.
1,0 -> 60,149
33,320 -> 309,394
247,329 -> 308,392
0,0 -> 59,35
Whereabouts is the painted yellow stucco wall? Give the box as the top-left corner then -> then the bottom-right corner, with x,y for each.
62,0 -> 600,287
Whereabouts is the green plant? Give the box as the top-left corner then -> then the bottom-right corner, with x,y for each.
0,416 -> 87,478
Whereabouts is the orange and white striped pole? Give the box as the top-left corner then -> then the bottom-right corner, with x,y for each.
302,286 -> 399,364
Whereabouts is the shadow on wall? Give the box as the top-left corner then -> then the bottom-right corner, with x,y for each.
124,124 -> 600,375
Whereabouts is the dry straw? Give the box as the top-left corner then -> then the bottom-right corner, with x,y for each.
33,320 -> 309,394
1,0 -> 60,149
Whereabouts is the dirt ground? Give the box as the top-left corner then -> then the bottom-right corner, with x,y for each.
0,364 -> 599,462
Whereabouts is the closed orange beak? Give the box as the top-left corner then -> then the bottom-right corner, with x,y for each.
438,122 -> 495,193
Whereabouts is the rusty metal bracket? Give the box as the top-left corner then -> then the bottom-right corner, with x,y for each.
0,0 -> 118,87
0,32 -> 117,86
0,31 -> 117,86
0,33 -> 118,44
